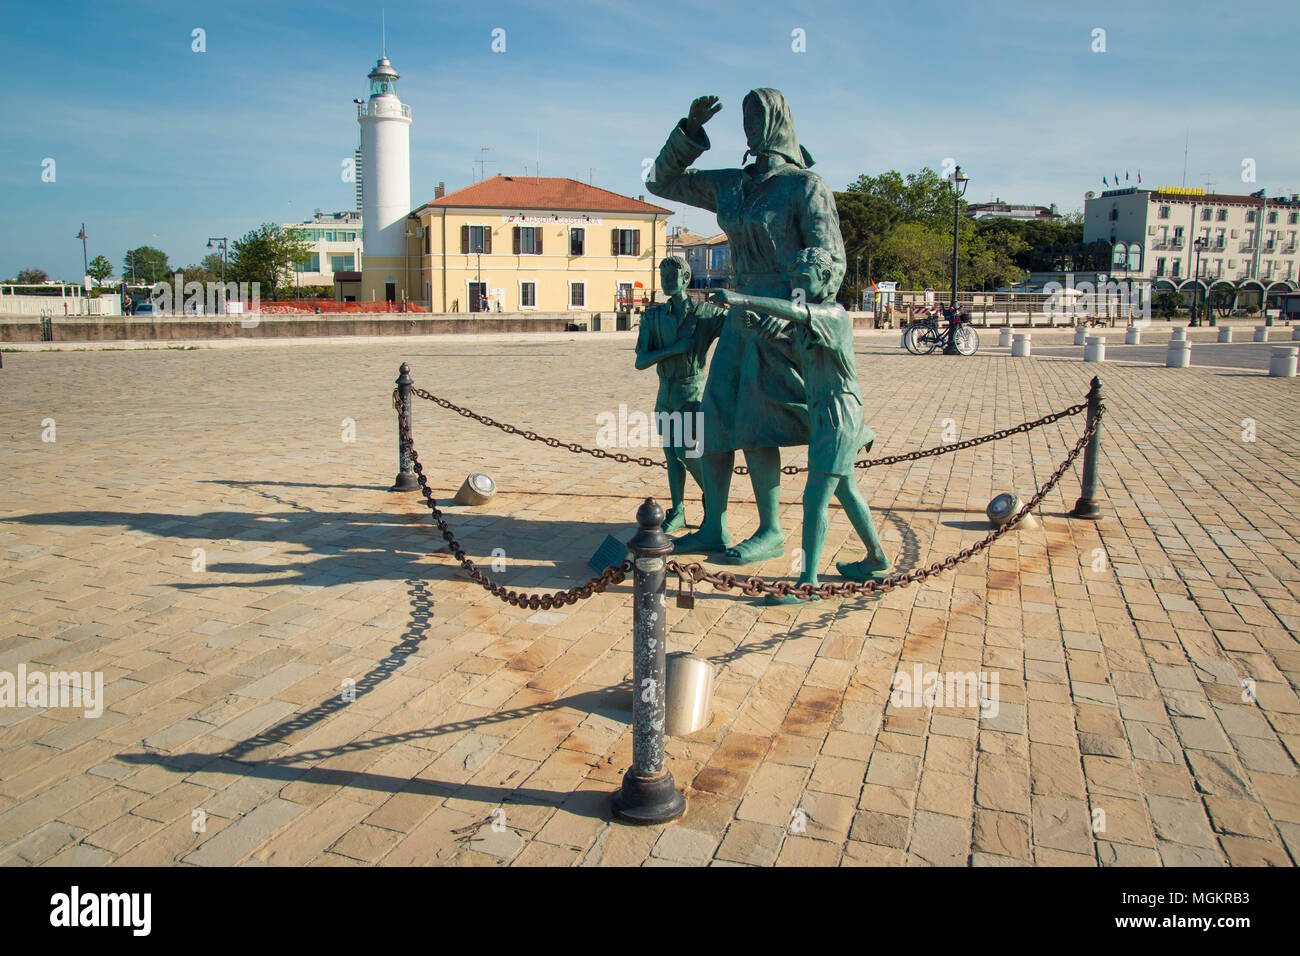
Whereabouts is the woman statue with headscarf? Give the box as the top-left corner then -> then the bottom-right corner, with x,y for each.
645,89 -> 850,564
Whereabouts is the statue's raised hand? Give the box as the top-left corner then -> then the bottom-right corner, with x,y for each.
686,95 -> 722,137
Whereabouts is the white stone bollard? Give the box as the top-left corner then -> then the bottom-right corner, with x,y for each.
1254,326 -> 1269,342
1218,327 -> 1233,343
1166,339 -> 1192,368
1084,335 -> 1106,362
1124,326 -> 1141,345
1269,346 -> 1298,378
1291,326 -> 1300,341
1012,333 -> 1032,357
1073,328 -> 1088,345
998,327 -> 1013,348
1170,327 -> 1187,342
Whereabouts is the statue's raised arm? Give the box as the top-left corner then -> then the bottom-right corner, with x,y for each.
644,95 -> 729,213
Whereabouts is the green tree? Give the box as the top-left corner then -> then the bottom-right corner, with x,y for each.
201,252 -> 227,279
846,167 -> 955,226
877,222 -> 951,289
87,255 -> 114,283
123,246 -> 169,284
172,264 -> 215,285
835,191 -> 899,306
16,268 -> 48,284
229,224 -> 313,299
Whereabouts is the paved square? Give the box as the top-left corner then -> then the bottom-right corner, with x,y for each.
1,330 -> 1298,866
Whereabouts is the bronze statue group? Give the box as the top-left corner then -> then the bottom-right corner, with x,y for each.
635,89 -> 890,605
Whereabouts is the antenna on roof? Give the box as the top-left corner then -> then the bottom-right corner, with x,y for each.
381,8 -> 386,57
1181,128 -> 1189,188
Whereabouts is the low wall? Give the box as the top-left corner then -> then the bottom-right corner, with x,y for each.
0,312 -> 593,343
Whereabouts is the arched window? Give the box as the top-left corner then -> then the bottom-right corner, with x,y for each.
1126,245 -> 1142,272
1111,242 -> 1128,270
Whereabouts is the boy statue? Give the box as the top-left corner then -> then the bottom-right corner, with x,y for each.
712,247 -> 890,603
636,255 -> 727,533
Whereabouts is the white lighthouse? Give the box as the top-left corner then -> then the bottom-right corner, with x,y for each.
357,54 -> 411,303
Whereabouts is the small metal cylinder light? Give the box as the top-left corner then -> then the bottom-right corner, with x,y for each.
453,473 -> 496,505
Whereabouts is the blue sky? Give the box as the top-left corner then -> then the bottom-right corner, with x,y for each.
3,0 -> 1298,279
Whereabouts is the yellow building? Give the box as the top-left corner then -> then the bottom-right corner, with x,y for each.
362,175 -> 673,313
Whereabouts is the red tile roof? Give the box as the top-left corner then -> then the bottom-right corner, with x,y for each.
420,175 -> 672,215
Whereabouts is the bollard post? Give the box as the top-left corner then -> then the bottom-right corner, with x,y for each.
390,362 -> 419,492
1070,376 -> 1104,520
613,497 -> 686,825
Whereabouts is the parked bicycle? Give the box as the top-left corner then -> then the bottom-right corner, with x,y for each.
903,305 -> 978,355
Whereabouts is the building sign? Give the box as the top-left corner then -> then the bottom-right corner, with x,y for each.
501,215 -> 602,226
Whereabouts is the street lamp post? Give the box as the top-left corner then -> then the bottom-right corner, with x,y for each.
1191,237 -> 1207,327
943,165 -> 970,355
206,238 -> 228,314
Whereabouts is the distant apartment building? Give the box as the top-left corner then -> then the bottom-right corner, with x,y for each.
284,211 -> 364,287
678,232 -> 732,289
965,199 -> 1061,221
1029,186 -> 1300,311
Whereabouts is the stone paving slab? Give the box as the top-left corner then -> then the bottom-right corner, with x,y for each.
0,334 -> 1297,867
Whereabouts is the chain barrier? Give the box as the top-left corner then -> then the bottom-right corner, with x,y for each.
394,390 -> 631,611
667,407 -> 1102,602
395,384 -> 1102,608
404,385 -> 1087,475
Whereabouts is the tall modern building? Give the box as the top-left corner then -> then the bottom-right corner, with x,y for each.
357,54 -> 411,303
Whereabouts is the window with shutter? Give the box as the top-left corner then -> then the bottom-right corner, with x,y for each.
513,226 -> 520,255
536,229 -> 543,255
632,230 -> 640,256
460,225 -> 469,254
483,228 -> 492,254
612,228 -> 620,256
423,228 -> 430,255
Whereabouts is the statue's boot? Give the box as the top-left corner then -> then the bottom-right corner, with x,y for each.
661,504 -> 688,534
718,529 -> 784,565
837,555 -> 892,583
672,527 -> 730,554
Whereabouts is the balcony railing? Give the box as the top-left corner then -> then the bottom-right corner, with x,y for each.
1239,242 -> 1256,252
357,102 -> 411,119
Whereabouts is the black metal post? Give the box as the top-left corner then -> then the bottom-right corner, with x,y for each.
613,498 -> 686,825
1070,376 -> 1104,520
390,362 -> 419,492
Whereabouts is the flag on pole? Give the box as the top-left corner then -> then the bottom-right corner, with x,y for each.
1103,176 -> 1108,186
1137,169 -> 1142,184
75,225 -> 86,240
1125,171 -> 1130,182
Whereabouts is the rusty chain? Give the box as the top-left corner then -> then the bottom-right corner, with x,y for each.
405,385 -> 1087,475
667,406 -> 1102,602
394,390 -> 631,610
394,384 -> 1102,608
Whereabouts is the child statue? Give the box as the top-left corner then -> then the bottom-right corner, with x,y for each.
635,255 -> 727,533
711,247 -> 890,603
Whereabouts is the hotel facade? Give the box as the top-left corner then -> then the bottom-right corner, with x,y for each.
1084,186 -> 1299,310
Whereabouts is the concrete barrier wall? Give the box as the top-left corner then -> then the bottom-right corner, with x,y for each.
0,294 -> 123,316
0,312 -> 593,343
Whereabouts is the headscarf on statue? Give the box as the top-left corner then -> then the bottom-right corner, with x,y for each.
741,88 -> 815,169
